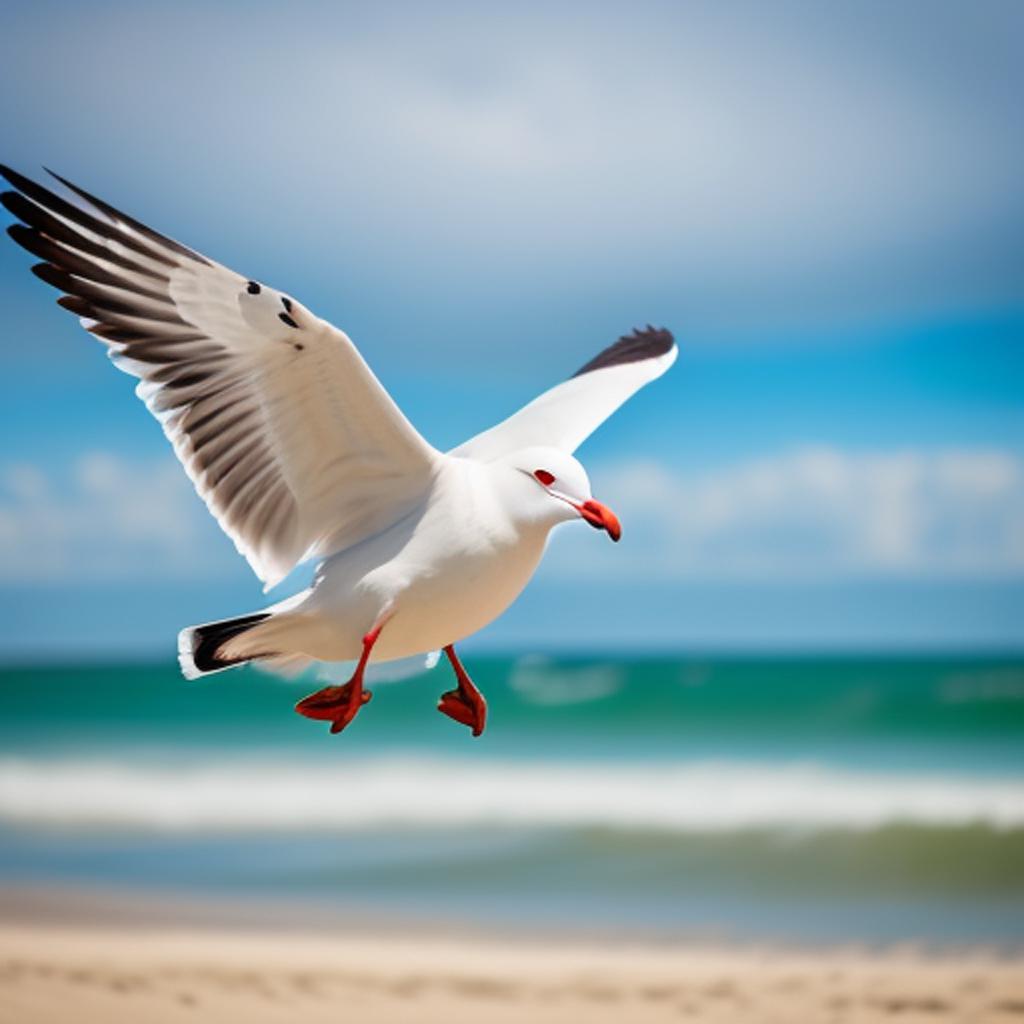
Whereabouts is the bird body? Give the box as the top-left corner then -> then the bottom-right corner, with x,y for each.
238,452 -> 556,669
0,165 -> 676,736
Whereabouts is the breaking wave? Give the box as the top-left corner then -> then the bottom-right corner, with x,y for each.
2,755 -> 1022,833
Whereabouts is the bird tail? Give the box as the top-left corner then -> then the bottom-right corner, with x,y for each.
177,612 -> 274,679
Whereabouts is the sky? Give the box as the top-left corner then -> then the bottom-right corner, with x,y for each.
0,0 -> 1022,658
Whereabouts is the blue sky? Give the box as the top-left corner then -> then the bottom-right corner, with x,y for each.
1,1 -> 1022,657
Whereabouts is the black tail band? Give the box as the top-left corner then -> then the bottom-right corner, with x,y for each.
190,612 -> 271,673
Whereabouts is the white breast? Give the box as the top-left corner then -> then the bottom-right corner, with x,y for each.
303,457 -> 550,663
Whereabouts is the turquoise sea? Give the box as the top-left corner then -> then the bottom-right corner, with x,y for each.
1,654 -> 1023,946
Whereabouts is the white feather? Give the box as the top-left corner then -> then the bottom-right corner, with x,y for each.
451,345 -> 677,461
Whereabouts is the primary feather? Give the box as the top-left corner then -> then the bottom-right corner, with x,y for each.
450,326 -> 676,462
1,166 -> 440,590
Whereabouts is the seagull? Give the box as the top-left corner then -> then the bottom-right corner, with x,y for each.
0,166 -> 676,737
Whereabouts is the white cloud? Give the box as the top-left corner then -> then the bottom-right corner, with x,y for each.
545,446 -> 1024,581
3,445 -> 1023,586
0,452 -> 234,583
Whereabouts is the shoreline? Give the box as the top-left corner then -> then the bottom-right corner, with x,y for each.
1,887 -> 1023,1022
3,921 -> 1023,1023
3,883 -> 1021,956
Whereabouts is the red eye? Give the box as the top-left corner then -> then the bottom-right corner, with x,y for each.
533,469 -> 555,486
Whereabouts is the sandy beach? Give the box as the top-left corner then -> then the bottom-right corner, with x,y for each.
2,917 -> 1022,1024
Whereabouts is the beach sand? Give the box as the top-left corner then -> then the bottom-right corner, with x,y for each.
1,916 -> 1022,1024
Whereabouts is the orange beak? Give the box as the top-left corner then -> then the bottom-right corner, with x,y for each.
576,499 -> 622,542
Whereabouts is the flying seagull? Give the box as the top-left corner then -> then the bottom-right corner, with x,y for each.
0,166 -> 676,737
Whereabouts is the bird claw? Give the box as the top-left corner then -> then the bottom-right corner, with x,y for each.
437,688 -> 486,737
329,704 -> 363,734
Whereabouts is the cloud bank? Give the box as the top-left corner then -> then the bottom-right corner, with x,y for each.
0,453 -> 232,583
547,446 -> 1024,581
2,446 -> 1022,586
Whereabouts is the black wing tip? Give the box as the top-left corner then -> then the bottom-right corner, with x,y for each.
0,163 -> 88,197
0,163 -> 62,198
1,164 -> 210,268
572,325 -> 675,378
5,223 -> 48,266
29,260 -> 61,287
41,166 -> 83,197
0,164 -> 35,196
629,324 -> 675,350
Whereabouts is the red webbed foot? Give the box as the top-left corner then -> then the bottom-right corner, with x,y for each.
295,682 -> 372,731
437,645 -> 487,737
329,693 -> 371,734
294,622 -> 386,736
294,680 -> 367,721
437,688 -> 486,736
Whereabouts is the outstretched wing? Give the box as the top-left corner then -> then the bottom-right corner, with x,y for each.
1,167 -> 440,590
451,326 -> 676,461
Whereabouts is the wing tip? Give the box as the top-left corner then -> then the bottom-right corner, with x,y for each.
0,163 -> 22,189
1,163 -> 211,268
572,325 -> 676,378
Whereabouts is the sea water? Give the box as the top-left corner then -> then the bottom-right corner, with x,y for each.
1,654 -> 1022,945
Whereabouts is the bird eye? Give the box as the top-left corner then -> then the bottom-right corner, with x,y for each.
533,469 -> 555,486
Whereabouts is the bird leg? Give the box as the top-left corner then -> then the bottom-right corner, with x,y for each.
437,644 -> 487,737
295,623 -> 383,734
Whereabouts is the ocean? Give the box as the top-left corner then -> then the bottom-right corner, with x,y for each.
1,654 -> 1023,946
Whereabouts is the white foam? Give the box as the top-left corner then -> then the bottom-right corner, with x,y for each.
1,756 -> 1022,833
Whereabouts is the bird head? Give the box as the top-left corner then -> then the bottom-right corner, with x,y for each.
500,446 -> 621,541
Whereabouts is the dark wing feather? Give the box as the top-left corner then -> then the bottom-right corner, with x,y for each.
573,326 -> 675,377
1,166 -> 439,588
452,326 -> 677,460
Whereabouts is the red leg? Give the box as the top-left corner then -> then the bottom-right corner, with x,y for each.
437,645 -> 487,737
295,624 -> 383,734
